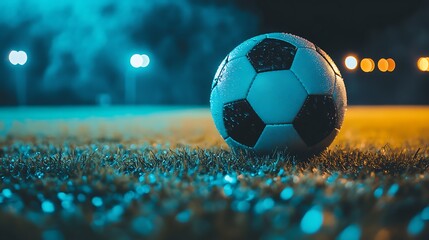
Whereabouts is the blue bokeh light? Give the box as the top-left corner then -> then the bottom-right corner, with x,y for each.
408,214 -> 424,236
280,187 -> 294,200
337,224 -> 361,240
421,206 -> 429,220
223,184 -> 233,197
301,206 -> 324,234
92,196 -> 103,207
132,216 -> 154,236
2,188 -> 12,198
176,209 -> 192,223
387,184 -> 399,196
373,187 -> 383,198
41,200 -> 55,213
254,198 -> 275,214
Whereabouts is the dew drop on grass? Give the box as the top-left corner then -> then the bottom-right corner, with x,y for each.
337,224 -> 361,240
41,200 -> 55,213
421,206 -> 429,220
92,197 -> 103,207
223,184 -> 233,197
254,198 -> 275,214
132,216 -> 154,236
301,206 -> 323,234
224,174 -> 237,184
176,209 -> 192,223
2,188 -> 12,198
374,187 -> 383,199
387,184 -> 399,196
408,214 -> 424,236
232,200 -> 250,212
280,187 -> 294,200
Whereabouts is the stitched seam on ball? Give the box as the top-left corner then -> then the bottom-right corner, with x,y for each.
245,74 -> 258,98
289,69 -> 309,95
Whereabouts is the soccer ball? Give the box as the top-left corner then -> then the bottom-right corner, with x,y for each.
210,33 -> 347,155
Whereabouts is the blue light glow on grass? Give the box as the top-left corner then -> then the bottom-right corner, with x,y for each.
421,206 -> 429,220
280,187 -> 294,200
223,184 -> 233,197
42,200 -> 55,213
136,185 -> 151,195
408,214 -> 424,236
2,188 -> 12,198
374,187 -> 383,198
254,198 -> 274,214
232,200 -> 250,212
132,216 -> 154,236
337,224 -> 361,240
224,174 -> 237,184
92,197 -> 103,207
301,206 -> 323,234
387,184 -> 399,196
176,209 -> 192,223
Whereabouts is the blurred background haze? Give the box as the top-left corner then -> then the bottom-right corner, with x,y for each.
1,0 -> 428,106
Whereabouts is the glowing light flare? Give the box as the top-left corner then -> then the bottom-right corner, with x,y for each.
417,57 -> 429,71
141,54 -> 150,68
9,50 -> 28,65
130,54 -> 143,68
344,56 -> 358,70
386,58 -> 396,72
130,54 -> 151,68
360,58 -> 375,72
377,58 -> 389,72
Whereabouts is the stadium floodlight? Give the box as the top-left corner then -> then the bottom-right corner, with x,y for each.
126,53 -> 151,104
377,58 -> 388,72
344,55 -> 358,70
141,54 -> 150,68
386,58 -> 396,72
9,50 -> 28,66
130,54 -> 150,68
130,54 -> 143,68
360,58 -> 375,73
8,50 -> 28,106
417,57 -> 429,72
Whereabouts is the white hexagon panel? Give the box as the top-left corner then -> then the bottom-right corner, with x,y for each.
247,70 -> 308,124
253,124 -> 307,154
291,48 -> 336,95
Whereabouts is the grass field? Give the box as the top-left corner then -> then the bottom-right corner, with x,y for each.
1,106 -> 429,240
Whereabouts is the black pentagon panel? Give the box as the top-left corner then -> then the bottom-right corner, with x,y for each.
293,95 -> 338,147
315,46 -> 342,77
223,99 -> 265,147
247,38 -> 297,73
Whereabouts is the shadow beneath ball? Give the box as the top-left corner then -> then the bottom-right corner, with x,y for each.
228,142 -> 331,166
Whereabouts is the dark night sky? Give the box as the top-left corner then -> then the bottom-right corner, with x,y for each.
0,0 -> 428,106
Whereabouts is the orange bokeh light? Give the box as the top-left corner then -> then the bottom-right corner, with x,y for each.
386,58 -> 395,72
377,58 -> 388,72
417,57 -> 429,71
360,58 -> 375,72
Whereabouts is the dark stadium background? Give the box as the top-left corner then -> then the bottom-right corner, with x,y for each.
1,0 -> 428,106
